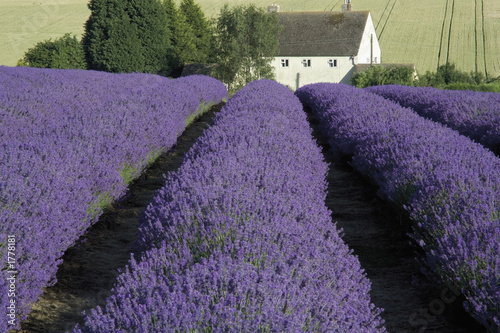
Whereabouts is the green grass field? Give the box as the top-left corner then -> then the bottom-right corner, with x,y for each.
0,0 -> 89,67
1,0 -> 500,78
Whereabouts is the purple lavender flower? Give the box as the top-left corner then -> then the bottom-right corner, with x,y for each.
367,85 -> 500,155
296,82 -> 500,331
0,66 -> 227,331
72,80 -> 386,332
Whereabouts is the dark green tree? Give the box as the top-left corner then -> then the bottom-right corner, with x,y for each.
179,0 -> 211,63
21,33 -> 87,69
127,0 -> 170,74
83,0 -> 144,72
213,4 -> 281,92
163,0 -> 196,70
83,0 -> 170,74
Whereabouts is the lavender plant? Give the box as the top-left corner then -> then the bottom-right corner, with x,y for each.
367,85 -> 500,155
72,80 -> 386,332
296,83 -> 500,331
0,66 -> 227,331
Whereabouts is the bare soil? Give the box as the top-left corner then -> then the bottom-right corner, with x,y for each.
11,103 -> 486,333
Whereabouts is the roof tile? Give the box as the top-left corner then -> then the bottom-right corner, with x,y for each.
277,11 -> 369,57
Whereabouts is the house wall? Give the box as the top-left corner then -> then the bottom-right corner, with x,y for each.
357,13 -> 381,64
271,56 -> 354,90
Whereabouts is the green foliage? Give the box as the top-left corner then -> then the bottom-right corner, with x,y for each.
212,4 -> 282,93
351,62 -> 500,92
437,63 -> 477,85
16,58 -> 28,67
418,63 -> 479,88
163,0 -> 197,71
86,145 -> 165,221
83,0 -> 170,74
184,100 -> 222,126
128,0 -> 171,74
21,33 -> 87,69
120,149 -> 163,185
443,82 -> 500,92
416,63 -> 500,91
83,0 -> 144,73
180,0 -> 212,63
87,192 -> 113,220
88,147 -> 162,218
351,65 -> 415,88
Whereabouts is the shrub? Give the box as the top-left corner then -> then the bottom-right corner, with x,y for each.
351,65 -> 416,88
21,33 -> 87,69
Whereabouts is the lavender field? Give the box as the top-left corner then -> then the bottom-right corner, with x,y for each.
296,83 -> 500,332
366,85 -> 500,155
0,66 -> 227,331
72,79 -> 385,332
2,67 -> 499,332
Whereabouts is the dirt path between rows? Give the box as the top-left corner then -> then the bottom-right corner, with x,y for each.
307,111 -> 485,333
13,103 -> 485,333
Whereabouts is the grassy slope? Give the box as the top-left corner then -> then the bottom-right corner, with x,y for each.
0,0 -> 89,66
1,0 -> 499,78
483,1 -> 500,77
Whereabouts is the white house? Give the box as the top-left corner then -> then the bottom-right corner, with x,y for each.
270,3 -> 381,89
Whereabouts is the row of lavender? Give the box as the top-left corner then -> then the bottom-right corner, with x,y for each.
0,66 -> 227,331
72,80 -> 386,332
366,85 -> 500,155
295,83 -> 500,331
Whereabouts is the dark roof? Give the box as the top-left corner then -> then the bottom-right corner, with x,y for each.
277,11 -> 369,57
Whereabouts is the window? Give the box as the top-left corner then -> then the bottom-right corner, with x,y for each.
280,59 -> 289,67
302,59 -> 311,67
328,59 -> 338,67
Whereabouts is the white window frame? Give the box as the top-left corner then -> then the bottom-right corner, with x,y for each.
302,59 -> 311,67
280,58 -> 289,68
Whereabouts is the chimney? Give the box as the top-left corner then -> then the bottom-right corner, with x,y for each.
267,4 -> 280,12
341,0 -> 352,12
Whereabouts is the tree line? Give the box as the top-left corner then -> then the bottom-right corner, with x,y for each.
18,0 -> 281,92
351,63 -> 500,92
21,0 -> 498,92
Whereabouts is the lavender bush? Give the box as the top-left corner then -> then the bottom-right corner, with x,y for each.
366,85 -> 500,155
296,83 -> 500,331
0,66 -> 227,331
72,80 -> 385,332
